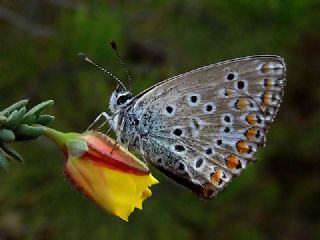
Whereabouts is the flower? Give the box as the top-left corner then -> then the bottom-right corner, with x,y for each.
43,127 -> 158,221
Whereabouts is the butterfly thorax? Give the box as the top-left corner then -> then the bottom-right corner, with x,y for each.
109,90 -> 142,148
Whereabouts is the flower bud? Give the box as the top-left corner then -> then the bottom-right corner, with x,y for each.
44,128 -> 158,221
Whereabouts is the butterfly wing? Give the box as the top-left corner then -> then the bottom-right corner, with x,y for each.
132,55 -> 286,199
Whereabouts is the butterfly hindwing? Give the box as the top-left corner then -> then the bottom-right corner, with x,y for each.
132,56 -> 286,198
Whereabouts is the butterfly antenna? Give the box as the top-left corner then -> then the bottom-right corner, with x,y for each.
78,52 -> 127,91
110,41 -> 132,92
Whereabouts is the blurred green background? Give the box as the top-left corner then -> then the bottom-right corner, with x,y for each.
1,1 -> 320,239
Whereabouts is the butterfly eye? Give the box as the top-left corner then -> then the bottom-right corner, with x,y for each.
117,94 -> 131,105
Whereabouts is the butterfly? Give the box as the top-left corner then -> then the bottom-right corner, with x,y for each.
82,49 -> 286,199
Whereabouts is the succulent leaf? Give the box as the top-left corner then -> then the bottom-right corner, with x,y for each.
22,115 -> 37,125
0,99 -> 55,169
4,107 -> 27,130
0,99 -> 28,117
15,124 -> 45,141
0,116 -> 8,127
23,100 -> 54,120
0,129 -> 15,142
36,115 -> 55,126
1,143 -> 24,163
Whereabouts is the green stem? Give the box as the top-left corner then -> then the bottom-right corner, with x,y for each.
41,126 -> 80,147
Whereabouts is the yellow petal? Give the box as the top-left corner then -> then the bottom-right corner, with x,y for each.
66,157 -> 158,221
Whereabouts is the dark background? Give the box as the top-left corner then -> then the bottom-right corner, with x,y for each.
0,1 -> 320,239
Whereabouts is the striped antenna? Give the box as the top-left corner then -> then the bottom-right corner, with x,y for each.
110,41 -> 132,91
78,52 -> 127,91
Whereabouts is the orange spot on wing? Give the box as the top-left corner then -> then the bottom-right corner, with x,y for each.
211,168 -> 222,186
264,78 -> 274,89
226,155 -> 239,170
261,63 -> 271,74
237,141 -> 249,154
245,128 -> 257,140
236,98 -> 249,110
263,91 -> 272,105
246,113 -> 257,126
226,89 -> 233,97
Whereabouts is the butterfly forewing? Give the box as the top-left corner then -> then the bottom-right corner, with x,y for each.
128,56 -> 286,199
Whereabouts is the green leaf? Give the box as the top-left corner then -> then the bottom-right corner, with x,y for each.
23,100 -> 54,120
15,124 -> 45,141
0,129 -> 15,142
0,99 -> 28,117
0,150 -> 9,172
36,115 -> 55,126
4,107 -> 26,130
1,143 -> 24,163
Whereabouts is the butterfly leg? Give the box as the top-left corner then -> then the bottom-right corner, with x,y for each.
101,112 -> 116,130
136,134 -> 148,164
110,116 -> 126,155
87,112 -> 116,131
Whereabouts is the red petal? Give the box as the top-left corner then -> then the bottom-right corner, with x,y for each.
81,131 -> 149,176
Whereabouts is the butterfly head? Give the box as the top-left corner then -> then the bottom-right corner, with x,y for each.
109,90 -> 133,113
